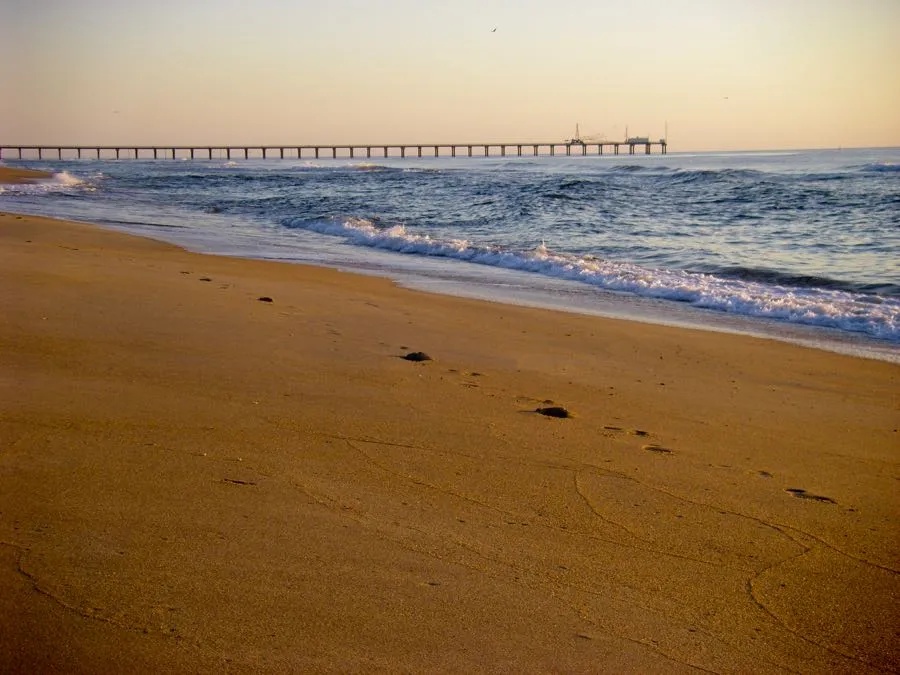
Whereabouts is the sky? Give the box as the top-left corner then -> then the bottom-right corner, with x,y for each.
2,0 -> 899,152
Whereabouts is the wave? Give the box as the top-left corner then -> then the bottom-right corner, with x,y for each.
0,170 -> 94,194
281,215 -> 900,342
608,164 -> 667,173
858,162 -> 900,173
699,265 -> 900,297
53,170 -> 85,186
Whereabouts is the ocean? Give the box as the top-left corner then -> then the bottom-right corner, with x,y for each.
2,147 -> 899,362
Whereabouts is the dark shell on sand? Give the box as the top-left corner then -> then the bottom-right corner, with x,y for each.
403,351 -> 432,362
257,296 -> 274,303
536,406 -> 572,418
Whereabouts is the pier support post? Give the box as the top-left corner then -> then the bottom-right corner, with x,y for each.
550,145 -> 555,156
467,146 -> 472,157
483,145 -> 489,157
38,148 -> 43,160
332,147 -> 336,159
451,146 -> 456,157
244,148 -> 249,159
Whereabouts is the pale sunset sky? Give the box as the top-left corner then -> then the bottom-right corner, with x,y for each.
2,0 -> 898,152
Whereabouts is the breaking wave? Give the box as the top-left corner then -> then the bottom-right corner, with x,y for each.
0,170 -> 93,194
281,215 -> 900,342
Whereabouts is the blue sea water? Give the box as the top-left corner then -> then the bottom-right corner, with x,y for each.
2,147 -> 899,361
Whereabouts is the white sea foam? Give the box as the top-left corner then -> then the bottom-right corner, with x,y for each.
52,170 -> 85,186
0,170 -> 91,194
282,215 -> 900,342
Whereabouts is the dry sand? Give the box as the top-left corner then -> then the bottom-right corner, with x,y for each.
0,202 -> 898,672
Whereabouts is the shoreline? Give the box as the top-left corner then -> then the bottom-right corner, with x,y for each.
387,267 -> 900,365
2,161 -> 897,366
1,206 -> 896,367
2,208 -> 898,671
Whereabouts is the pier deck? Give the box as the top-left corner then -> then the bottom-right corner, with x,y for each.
1,141 -> 666,161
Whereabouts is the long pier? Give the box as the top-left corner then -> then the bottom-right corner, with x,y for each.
0,140 -> 666,161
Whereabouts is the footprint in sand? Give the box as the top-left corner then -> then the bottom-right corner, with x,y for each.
785,487 -> 835,504
446,369 -> 484,388
222,478 -> 257,486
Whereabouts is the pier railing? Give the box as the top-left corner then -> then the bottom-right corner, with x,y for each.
1,141 -> 666,161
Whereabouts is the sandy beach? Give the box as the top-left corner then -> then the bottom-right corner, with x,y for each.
1,166 -> 898,671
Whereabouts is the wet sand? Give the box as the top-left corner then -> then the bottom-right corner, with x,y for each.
1,206 -> 898,672
0,166 -> 52,184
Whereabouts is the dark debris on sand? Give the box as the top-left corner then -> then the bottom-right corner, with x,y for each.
403,352 -> 432,362
536,406 -> 572,418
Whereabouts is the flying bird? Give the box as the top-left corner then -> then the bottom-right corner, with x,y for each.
491,27 -> 497,32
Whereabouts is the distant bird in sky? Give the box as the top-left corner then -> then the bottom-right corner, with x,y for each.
491,27 -> 497,32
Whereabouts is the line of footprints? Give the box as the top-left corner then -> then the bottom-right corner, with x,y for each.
183,273 -> 837,509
